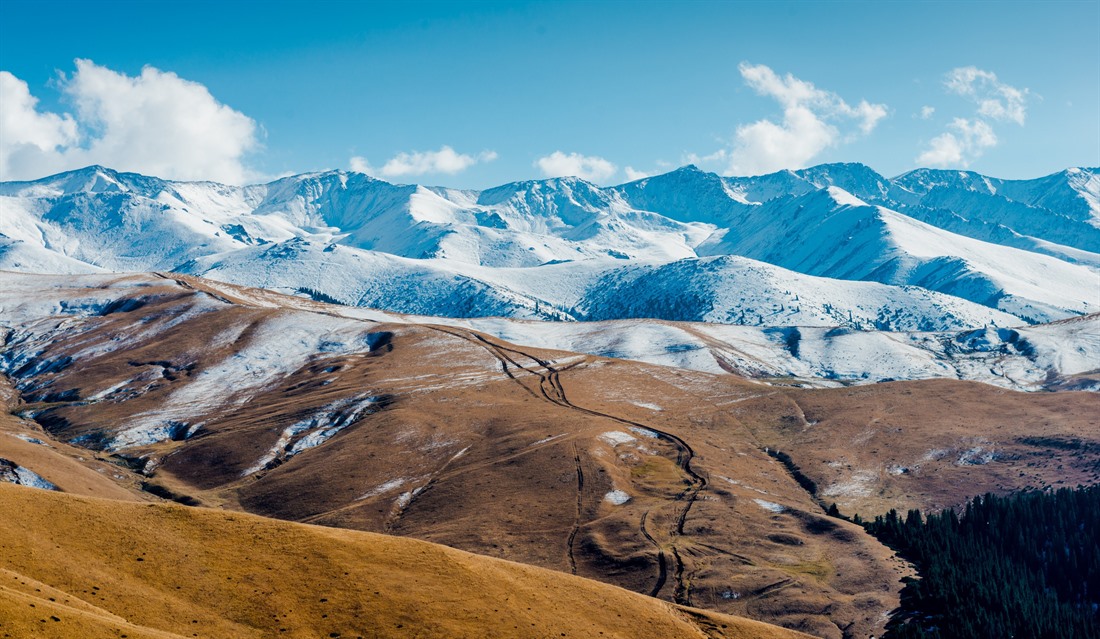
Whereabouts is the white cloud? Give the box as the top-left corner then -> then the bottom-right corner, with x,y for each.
535,151 -> 617,183
919,105 -> 935,119
623,166 -> 651,181
916,66 -> 1028,168
724,63 -> 888,176
348,156 -> 373,174
683,149 -> 729,166
351,146 -> 496,179
945,66 -> 1029,125
916,118 -> 997,168
0,72 -> 79,181
0,60 -> 260,183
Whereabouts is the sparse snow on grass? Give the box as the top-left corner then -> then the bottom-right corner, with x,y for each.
396,486 -> 426,509
822,470 -> 878,498
12,433 -> 49,446
357,478 -> 408,501
956,446 -> 996,466
0,459 -> 58,491
753,498 -> 786,513
531,433 -> 566,446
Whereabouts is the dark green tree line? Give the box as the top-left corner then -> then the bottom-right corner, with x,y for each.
863,486 -> 1100,639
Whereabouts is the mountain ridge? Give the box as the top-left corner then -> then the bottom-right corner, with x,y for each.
2,162 -> 1097,328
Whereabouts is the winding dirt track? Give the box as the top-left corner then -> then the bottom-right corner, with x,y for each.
567,441 -> 584,575
428,326 -> 709,604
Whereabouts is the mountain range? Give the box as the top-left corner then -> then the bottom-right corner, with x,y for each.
2,163 -> 1097,332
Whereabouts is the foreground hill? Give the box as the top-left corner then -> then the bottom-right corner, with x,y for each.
0,483 -> 810,639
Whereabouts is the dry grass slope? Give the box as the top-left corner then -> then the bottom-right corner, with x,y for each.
0,484 -> 811,639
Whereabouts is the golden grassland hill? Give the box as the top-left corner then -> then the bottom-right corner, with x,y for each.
0,483 -> 812,639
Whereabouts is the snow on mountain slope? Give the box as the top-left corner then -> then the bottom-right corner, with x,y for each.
0,167 -> 245,270
3,271 -> 1093,403
0,166 -> 714,269
613,165 -> 756,224
692,163 -> 1100,256
0,237 -> 104,274
891,167 -> 1100,251
145,270 -> 1094,392
178,238 -> 571,320
543,255 -> 1021,330
444,312 -> 1100,392
180,237 -> 1020,331
2,164 -> 1097,328
895,167 -> 1100,223
693,188 -> 1098,322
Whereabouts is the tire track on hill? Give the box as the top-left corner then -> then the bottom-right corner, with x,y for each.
567,441 -> 584,575
432,327 -> 708,603
639,510 -> 668,597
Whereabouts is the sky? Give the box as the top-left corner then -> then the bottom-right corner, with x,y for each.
1,0 -> 1098,187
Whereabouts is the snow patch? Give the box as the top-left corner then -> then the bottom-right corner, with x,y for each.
604,489 -> 631,505
628,426 -> 661,439
598,431 -> 636,446
0,459 -> 58,491
822,470 -> 878,498
531,433 -> 567,446
243,394 -> 378,475
357,478 -> 408,501
12,434 -> 49,446
753,498 -> 786,513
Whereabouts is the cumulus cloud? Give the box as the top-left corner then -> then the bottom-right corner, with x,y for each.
916,66 -> 1029,168
0,72 -> 79,180
724,63 -> 887,176
0,60 -> 260,183
535,151 -> 617,183
945,66 -> 1029,125
623,166 -> 651,181
348,156 -> 373,174
916,118 -> 997,167
350,146 -> 496,179
920,105 -> 936,120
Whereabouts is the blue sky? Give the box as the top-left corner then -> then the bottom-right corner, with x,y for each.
1,0 -> 1097,186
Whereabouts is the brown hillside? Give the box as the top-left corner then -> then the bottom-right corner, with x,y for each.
4,272 -> 1096,637
0,483 -> 811,639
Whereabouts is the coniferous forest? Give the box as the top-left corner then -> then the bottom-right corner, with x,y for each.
862,486 -> 1100,638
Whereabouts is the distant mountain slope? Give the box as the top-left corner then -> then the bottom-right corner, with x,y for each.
180,238 -> 1022,331
691,188 -> 1097,322
2,163 -> 1097,326
449,312 -> 1100,392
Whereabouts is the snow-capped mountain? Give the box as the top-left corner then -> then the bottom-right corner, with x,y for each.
180,237 -> 1019,330
1,163 -> 1097,328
